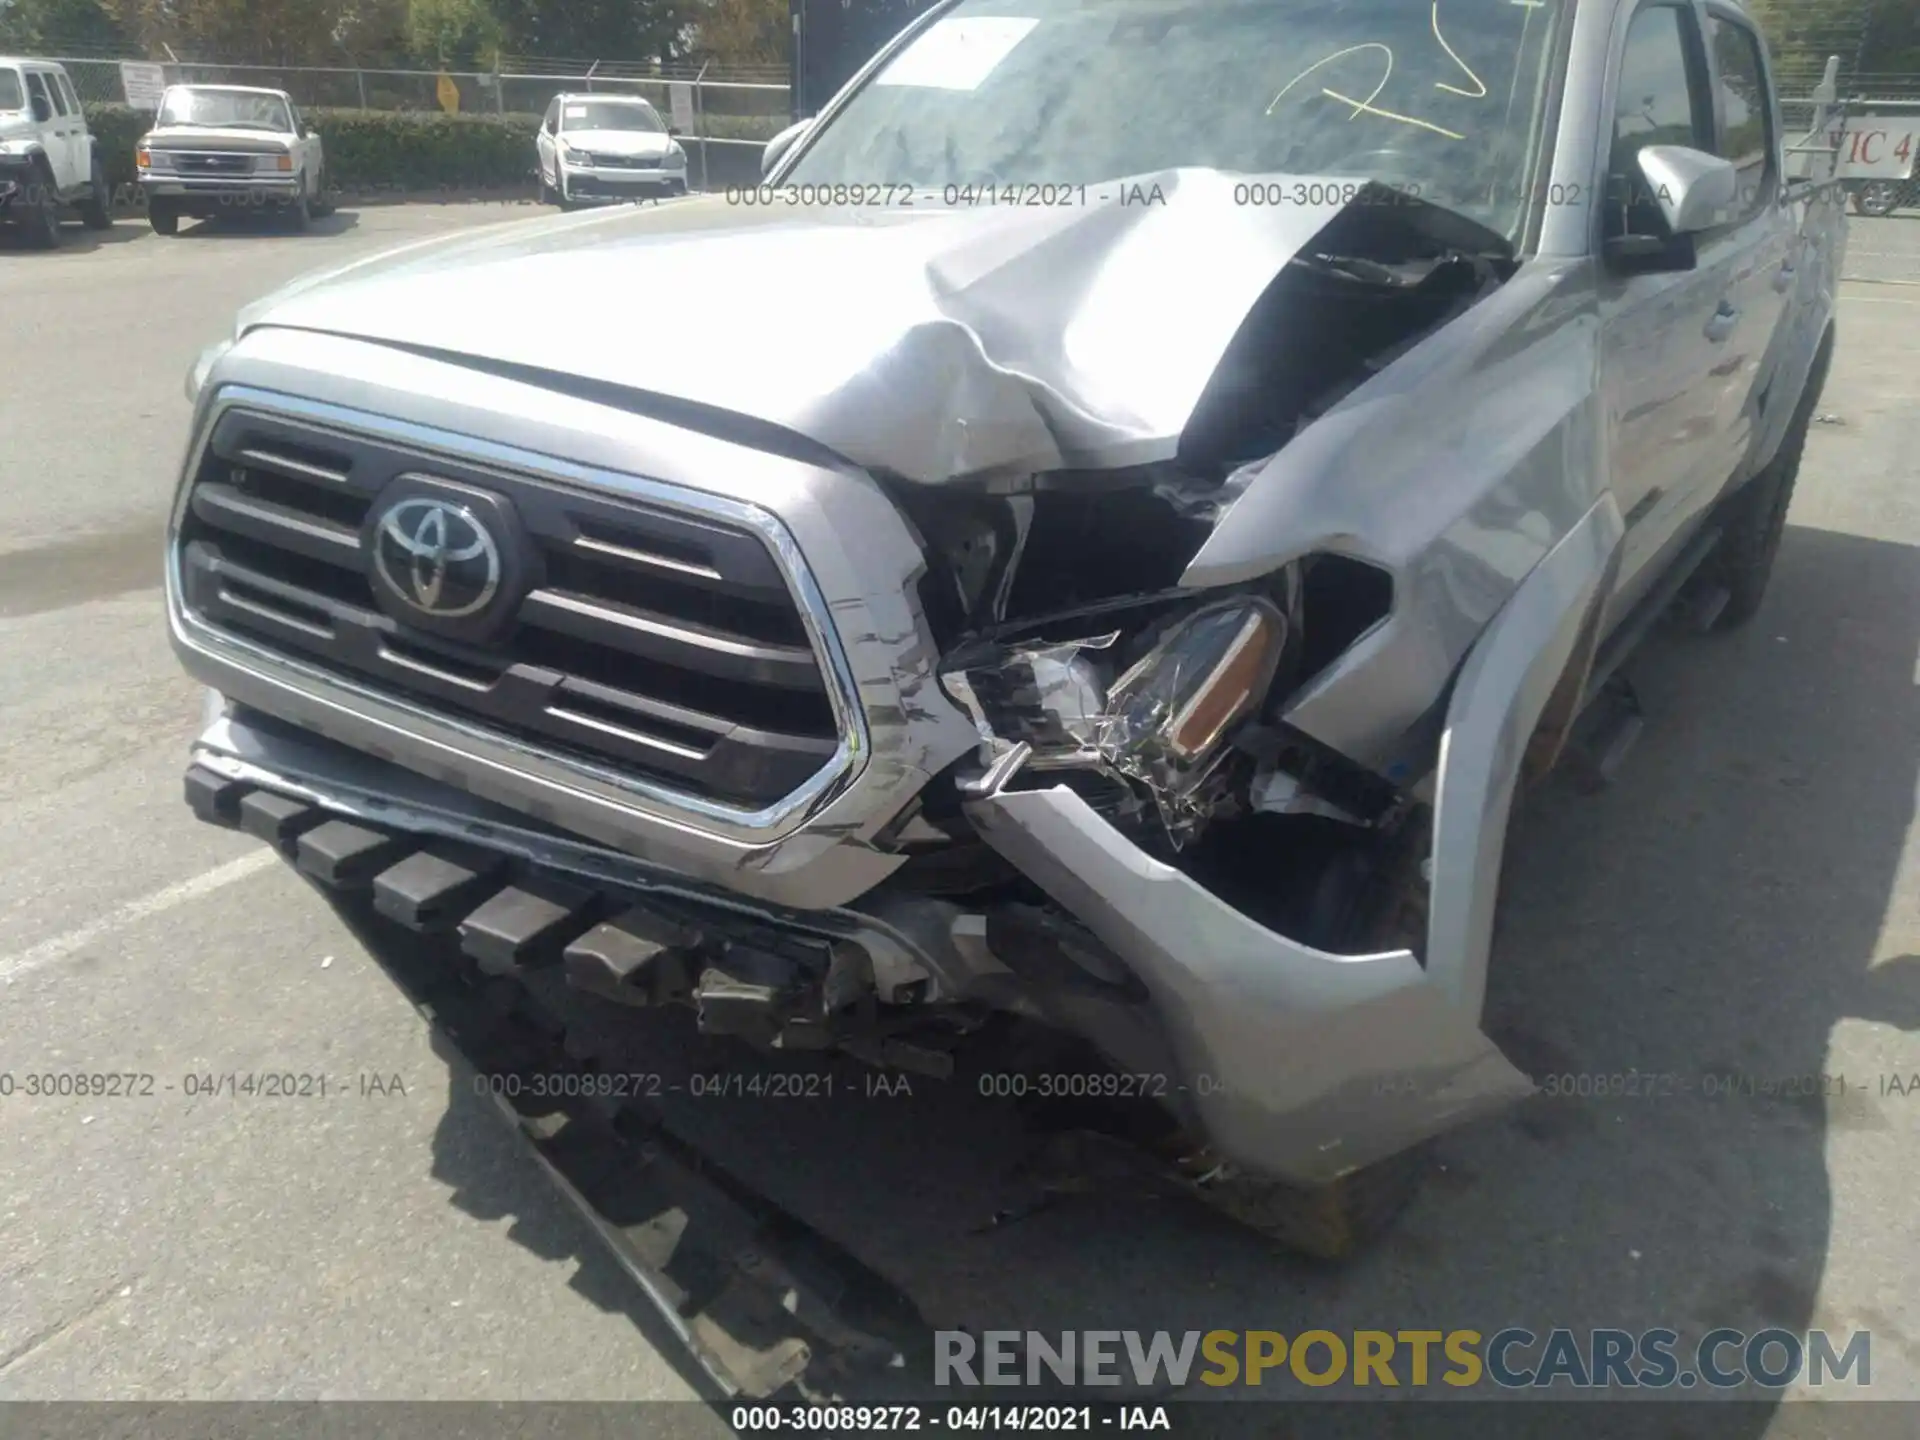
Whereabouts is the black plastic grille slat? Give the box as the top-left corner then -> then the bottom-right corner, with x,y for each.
177,411 -> 842,808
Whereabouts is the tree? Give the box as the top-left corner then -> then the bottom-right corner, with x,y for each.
691,0 -> 785,65
406,0 -> 505,65
488,0 -> 687,62
0,0 -> 134,52
114,0 -> 411,63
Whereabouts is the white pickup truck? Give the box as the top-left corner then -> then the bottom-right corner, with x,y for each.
136,84 -> 333,234
0,56 -> 113,247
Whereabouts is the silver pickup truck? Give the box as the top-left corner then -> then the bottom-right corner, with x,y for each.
168,0 -> 1845,1267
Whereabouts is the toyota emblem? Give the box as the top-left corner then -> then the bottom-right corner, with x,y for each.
372,498 -> 502,618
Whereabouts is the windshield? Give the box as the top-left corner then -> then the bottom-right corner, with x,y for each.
0,68 -> 23,112
561,100 -> 665,133
157,88 -> 292,131
786,0 -> 1568,237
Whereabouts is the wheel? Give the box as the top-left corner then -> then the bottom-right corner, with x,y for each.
538,166 -> 559,205
284,185 -> 311,231
308,166 -> 335,219
24,171 -> 61,248
79,156 -> 112,230
1852,180 -> 1900,218
147,199 -> 179,236
1195,1146 -> 1432,1261
1707,368 -> 1818,629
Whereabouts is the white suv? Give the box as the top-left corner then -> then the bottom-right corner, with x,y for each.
536,93 -> 689,207
0,56 -> 112,247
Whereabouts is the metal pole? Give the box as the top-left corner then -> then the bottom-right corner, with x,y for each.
791,0 -> 803,122
356,69 -> 367,109
1851,0 -> 1876,92
695,60 -> 709,193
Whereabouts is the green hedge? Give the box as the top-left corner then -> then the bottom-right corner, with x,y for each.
86,103 -> 542,191
85,104 -> 148,188
84,102 -> 775,193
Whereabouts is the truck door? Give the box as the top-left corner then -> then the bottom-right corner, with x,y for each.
41,68 -> 86,191
1594,0 -> 1729,630
1689,3 -> 1796,495
22,69 -> 81,193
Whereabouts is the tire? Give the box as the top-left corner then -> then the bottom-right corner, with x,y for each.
539,167 -> 559,205
308,167 -> 335,219
1197,1146 -> 1431,1261
1707,364 -> 1819,630
284,185 -> 311,231
1852,181 -> 1900,218
23,171 -> 62,248
79,156 -> 112,230
148,199 -> 179,236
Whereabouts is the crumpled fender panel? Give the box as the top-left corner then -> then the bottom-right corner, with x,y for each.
1184,262 -> 1607,774
966,492 -> 1624,1185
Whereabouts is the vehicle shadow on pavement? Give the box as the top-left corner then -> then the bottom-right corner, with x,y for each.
419,1029 -> 736,1404
167,211 -> 361,240
0,222 -> 143,254
383,519 -> 1917,1431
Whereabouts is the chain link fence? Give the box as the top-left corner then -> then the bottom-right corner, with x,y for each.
52,55 -> 792,145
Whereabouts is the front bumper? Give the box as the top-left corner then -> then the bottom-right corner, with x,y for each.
0,160 -> 37,207
141,173 -> 301,208
561,162 -> 687,199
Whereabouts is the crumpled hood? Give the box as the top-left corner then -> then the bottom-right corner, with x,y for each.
145,124 -> 292,151
238,169 -> 1361,483
561,128 -> 676,157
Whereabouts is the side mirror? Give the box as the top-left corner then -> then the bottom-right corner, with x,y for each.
1602,145 -> 1739,275
761,118 -> 813,179
30,96 -> 51,123
667,126 -> 682,138
1636,144 -> 1740,234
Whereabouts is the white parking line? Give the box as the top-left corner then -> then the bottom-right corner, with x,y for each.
0,849 -> 279,986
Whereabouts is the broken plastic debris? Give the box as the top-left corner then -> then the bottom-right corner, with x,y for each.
321,955 -> 334,969
939,633 -> 1117,759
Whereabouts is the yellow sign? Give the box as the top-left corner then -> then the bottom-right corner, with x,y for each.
436,72 -> 460,113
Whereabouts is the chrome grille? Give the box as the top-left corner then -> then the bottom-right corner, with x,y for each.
157,150 -> 258,173
174,408 -> 844,810
587,152 -> 660,169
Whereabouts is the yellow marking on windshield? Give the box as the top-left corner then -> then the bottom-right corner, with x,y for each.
1267,43 -> 1393,117
1432,2 -> 1489,97
1321,91 -> 1467,139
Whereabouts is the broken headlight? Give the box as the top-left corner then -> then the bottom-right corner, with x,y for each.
939,595 -> 1289,842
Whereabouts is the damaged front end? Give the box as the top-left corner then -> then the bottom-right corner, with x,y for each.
174,156 -> 1610,1214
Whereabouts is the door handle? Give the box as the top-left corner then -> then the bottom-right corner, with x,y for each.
1705,301 -> 1739,343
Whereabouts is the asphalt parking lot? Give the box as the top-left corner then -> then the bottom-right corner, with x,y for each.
2,202 -> 1918,1430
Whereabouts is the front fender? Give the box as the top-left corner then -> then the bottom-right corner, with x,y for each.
965,491 -> 1626,1184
